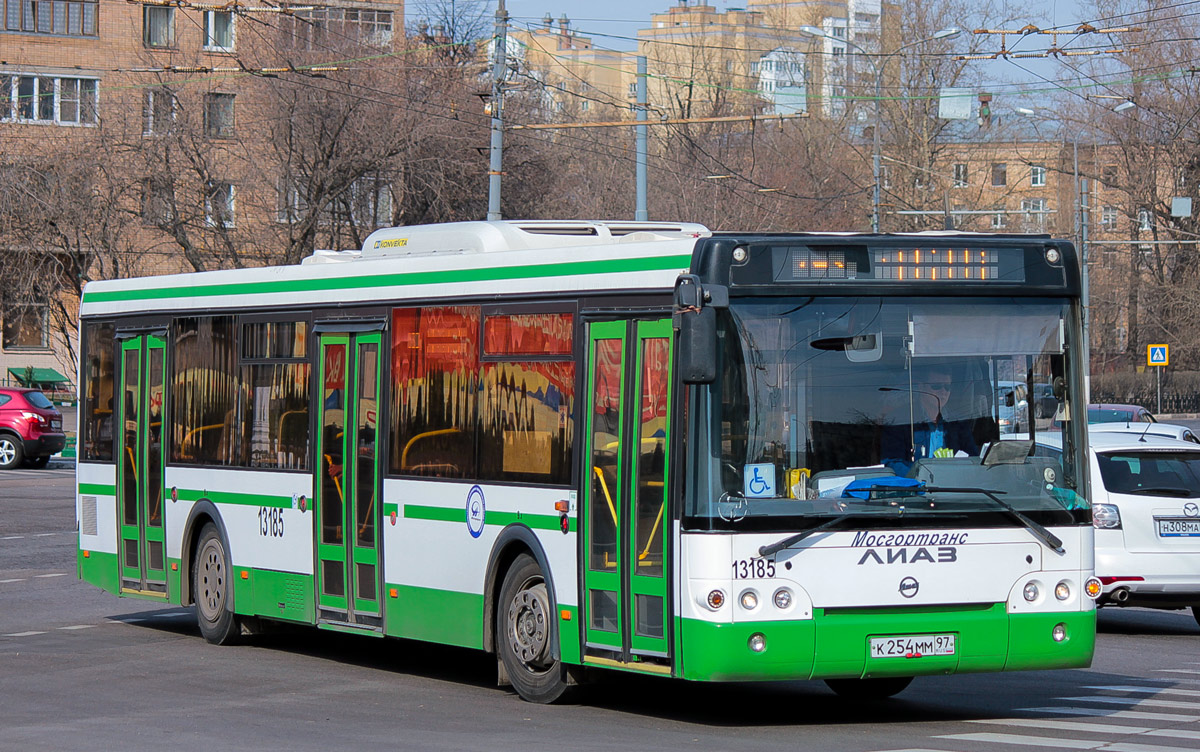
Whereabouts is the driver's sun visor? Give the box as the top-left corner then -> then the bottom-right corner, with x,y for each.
911,304 -> 1063,357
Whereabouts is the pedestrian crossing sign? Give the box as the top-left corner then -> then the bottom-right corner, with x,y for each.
1147,344 -> 1169,367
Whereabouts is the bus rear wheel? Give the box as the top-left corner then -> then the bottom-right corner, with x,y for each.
497,553 -> 572,703
194,523 -> 239,645
825,676 -> 913,699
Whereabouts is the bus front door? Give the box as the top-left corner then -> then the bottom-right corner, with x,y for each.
581,318 -> 673,668
315,333 -> 384,628
117,334 -> 168,597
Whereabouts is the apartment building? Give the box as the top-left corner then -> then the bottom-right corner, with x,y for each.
0,0 -> 404,386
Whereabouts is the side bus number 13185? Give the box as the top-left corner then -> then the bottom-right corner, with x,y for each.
733,558 -> 776,579
258,507 -> 285,538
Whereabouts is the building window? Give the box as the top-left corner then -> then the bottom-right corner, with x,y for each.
1030,164 -> 1047,187
205,181 -> 235,228
283,7 -> 393,48
991,205 -> 1007,229
0,74 -> 97,125
203,92 -> 235,138
1101,205 -> 1118,230
580,99 -> 589,112
3,0 -> 97,35
1138,208 -> 1153,232
991,163 -> 1007,187
953,163 -> 968,188
628,82 -> 637,98
141,177 -> 174,224
2,303 -> 48,350
1021,198 -> 1048,229
142,87 -> 176,135
204,10 -> 234,51
143,4 -> 174,47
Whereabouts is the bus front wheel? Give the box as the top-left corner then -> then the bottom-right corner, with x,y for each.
194,523 -> 239,645
825,676 -> 913,699
497,553 -> 573,703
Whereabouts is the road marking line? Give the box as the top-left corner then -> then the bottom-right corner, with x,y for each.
0,578 -> 25,584
160,611 -> 190,617
1147,729 -> 1200,741
56,625 -> 95,630
1019,706 -> 1200,722
1,536 -> 23,540
966,718 -> 1152,734
1157,669 -> 1200,675
120,618 -> 145,623
1086,685 -> 1200,698
3,631 -> 46,637
937,732 -> 1099,748
34,573 -> 67,579
1102,744 -> 1200,752
1060,695 -> 1200,710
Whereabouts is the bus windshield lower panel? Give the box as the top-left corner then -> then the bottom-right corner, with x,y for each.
684,295 -> 1089,532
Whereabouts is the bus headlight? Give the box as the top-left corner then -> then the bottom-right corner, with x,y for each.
1024,582 -> 1040,602
748,633 -> 766,652
1093,503 -> 1122,529
739,590 -> 759,610
773,588 -> 792,610
1055,582 -> 1071,601
1052,623 -> 1067,642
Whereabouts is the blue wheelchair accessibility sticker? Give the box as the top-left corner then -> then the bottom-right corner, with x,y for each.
744,464 -> 776,498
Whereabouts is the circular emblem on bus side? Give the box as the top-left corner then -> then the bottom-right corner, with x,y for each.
466,485 -> 486,538
899,576 -> 920,598
1185,503 -> 1199,518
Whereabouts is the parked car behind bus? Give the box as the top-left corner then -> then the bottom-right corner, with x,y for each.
0,387 -> 65,469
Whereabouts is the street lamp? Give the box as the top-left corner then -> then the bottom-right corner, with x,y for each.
799,25 -> 961,233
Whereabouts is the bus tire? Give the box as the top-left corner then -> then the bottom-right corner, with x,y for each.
497,553 -> 572,703
825,676 -> 913,699
194,523 -> 239,645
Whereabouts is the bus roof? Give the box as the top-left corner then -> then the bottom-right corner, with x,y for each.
80,221 -> 711,317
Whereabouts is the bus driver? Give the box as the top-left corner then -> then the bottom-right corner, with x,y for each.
880,364 -> 979,475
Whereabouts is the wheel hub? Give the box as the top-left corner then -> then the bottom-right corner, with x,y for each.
0,440 -> 15,465
198,541 -> 225,622
508,582 -> 549,667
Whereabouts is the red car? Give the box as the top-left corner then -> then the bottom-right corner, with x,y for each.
0,387 -> 65,469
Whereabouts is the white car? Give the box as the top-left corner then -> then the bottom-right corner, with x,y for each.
1036,430 -> 1200,626
1088,421 -> 1200,445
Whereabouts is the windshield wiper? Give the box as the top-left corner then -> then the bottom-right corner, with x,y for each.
757,513 -> 877,558
925,485 -> 1065,554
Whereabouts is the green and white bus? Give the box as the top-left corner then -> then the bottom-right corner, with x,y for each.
76,220 -> 1100,702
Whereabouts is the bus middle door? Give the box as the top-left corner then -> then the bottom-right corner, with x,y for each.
315,332 -> 383,629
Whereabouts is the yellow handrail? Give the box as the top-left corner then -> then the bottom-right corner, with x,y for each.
400,428 -> 461,469
593,466 -> 618,524
638,500 -> 665,561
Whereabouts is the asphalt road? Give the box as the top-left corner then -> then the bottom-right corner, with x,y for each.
4,467 -> 1200,752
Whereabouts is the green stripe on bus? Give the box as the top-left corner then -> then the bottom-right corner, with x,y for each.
404,504 -> 575,532
78,483 -> 116,496
83,254 -> 693,304
175,488 -> 294,508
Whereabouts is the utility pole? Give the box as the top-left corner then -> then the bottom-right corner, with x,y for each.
1081,175 -> 1091,401
487,0 -> 507,221
635,56 -> 648,221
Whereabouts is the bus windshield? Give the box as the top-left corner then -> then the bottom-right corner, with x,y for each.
685,296 -> 1087,530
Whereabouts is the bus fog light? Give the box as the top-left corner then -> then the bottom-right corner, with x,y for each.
1024,582 -> 1040,602
1055,582 -> 1070,601
1052,623 -> 1067,642
706,589 -> 726,610
1084,577 -> 1102,599
773,588 -> 792,609
739,590 -> 759,610
748,633 -> 766,652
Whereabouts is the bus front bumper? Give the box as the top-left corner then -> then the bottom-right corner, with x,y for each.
678,604 -> 1095,682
